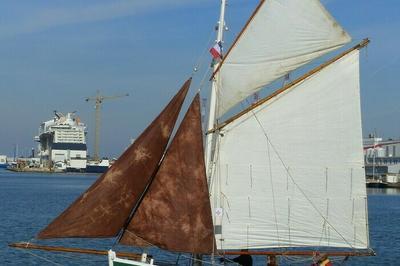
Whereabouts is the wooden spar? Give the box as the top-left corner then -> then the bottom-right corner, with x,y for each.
209,0 -> 266,81
9,242 -> 143,260
9,242 -> 375,259
207,38 -> 370,134
220,249 -> 376,257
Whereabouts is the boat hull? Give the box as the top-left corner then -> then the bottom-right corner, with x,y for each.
85,165 -> 108,173
108,250 -> 154,266
366,181 -> 388,188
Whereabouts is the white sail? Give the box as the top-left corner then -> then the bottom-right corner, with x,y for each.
211,50 -> 369,250
215,0 -> 351,117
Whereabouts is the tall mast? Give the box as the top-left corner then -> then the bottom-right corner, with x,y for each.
205,0 -> 226,180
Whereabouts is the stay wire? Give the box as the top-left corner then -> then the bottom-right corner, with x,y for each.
243,99 -> 282,249
265,113 -> 282,247
17,248 -> 63,266
245,103 -> 357,250
122,230 -> 218,265
123,229 -> 158,249
196,66 -> 213,94
191,28 -> 216,77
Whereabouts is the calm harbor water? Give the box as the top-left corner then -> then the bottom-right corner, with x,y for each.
0,168 -> 399,265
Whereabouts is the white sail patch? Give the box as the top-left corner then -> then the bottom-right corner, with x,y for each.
211,51 -> 369,250
216,0 -> 351,117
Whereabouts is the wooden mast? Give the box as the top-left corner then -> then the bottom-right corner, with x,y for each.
205,0 -> 227,179
208,38 -> 370,134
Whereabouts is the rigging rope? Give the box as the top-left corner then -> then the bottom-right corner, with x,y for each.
265,118 -> 282,248
243,99 -> 283,248
17,248 -> 63,266
122,230 -> 219,265
245,103 -> 357,250
196,66 -> 212,94
123,229 -> 158,249
191,28 -> 216,77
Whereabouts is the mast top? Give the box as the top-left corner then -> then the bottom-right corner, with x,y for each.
217,0 -> 227,43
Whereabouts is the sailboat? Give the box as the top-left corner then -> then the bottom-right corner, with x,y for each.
11,0 -> 375,265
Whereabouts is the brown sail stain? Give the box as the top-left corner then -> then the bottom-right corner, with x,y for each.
161,121 -> 171,138
120,94 -> 214,254
132,146 -> 151,162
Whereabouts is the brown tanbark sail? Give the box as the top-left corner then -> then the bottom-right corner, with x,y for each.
38,79 -> 191,239
120,94 -> 214,254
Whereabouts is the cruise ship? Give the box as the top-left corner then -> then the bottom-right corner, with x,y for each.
35,112 -> 87,172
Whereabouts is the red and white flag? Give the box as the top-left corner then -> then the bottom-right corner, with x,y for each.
209,42 -> 222,59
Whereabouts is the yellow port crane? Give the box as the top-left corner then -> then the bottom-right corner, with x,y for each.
85,90 -> 129,161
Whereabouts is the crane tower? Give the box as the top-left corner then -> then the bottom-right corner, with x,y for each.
85,90 -> 129,161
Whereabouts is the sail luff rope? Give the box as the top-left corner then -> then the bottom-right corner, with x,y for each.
245,108 -> 357,250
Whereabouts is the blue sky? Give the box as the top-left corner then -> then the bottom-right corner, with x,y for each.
0,0 -> 398,157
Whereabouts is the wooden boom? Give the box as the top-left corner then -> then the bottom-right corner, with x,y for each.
9,242 -> 144,260
220,249 -> 375,257
10,242 -> 375,262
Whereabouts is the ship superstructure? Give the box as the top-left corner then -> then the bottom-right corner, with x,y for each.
35,112 -> 87,171
364,135 -> 400,186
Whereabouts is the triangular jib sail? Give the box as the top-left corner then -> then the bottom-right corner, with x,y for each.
38,79 -> 191,239
211,50 -> 368,250
213,0 -> 351,117
120,94 -> 214,254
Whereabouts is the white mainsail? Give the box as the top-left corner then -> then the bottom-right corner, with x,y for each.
215,0 -> 351,117
211,50 -> 369,250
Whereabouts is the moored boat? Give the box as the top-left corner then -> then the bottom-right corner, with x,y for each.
85,159 -> 110,173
